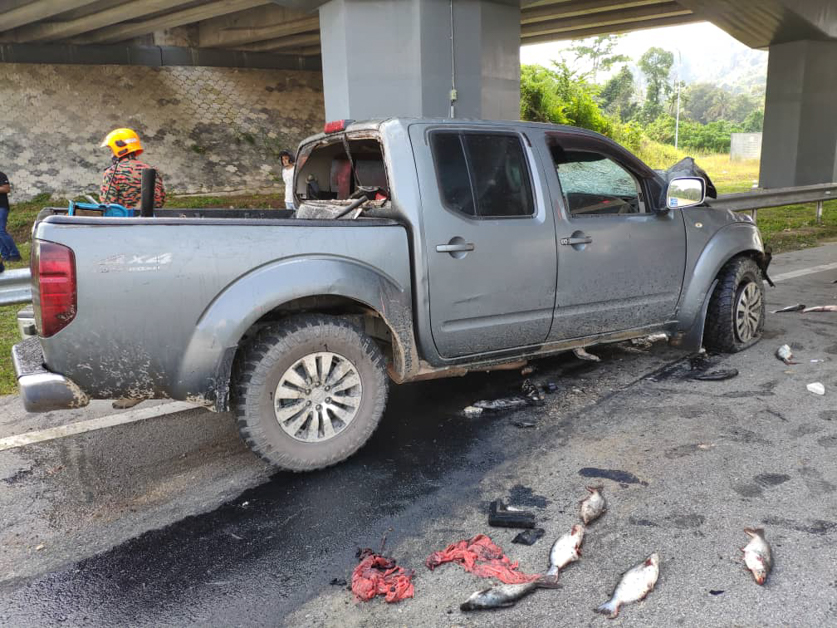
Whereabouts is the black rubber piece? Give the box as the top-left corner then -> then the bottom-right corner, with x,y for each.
703,256 -> 765,353
140,168 -> 156,217
512,528 -> 545,545
231,314 -> 389,471
488,500 -> 536,529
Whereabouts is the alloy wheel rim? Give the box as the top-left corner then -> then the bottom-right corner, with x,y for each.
273,351 -> 362,443
735,281 -> 762,342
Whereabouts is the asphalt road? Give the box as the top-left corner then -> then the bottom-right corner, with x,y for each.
1,244 -> 837,627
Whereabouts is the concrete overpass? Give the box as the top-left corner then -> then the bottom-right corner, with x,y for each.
1,0 -> 836,186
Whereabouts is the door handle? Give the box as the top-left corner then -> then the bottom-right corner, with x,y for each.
436,242 -> 475,253
560,236 -> 593,246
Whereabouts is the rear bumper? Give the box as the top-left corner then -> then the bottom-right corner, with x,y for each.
12,337 -> 90,413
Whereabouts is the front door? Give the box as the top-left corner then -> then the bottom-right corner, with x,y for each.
410,126 -> 557,358
538,133 -> 687,341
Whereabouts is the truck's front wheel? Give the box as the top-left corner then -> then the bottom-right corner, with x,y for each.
232,315 -> 388,471
703,256 -> 765,353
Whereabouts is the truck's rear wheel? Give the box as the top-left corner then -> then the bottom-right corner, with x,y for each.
703,256 -> 765,353
232,315 -> 388,471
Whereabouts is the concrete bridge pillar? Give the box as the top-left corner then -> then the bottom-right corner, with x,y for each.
760,40 -> 837,187
318,0 -> 520,121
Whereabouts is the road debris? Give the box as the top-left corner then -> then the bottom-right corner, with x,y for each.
742,528 -> 772,585
547,524 -> 585,575
489,500 -> 536,529
595,553 -> 660,619
573,347 -> 601,362
426,534 -> 541,584
802,305 -> 837,313
580,487 -> 607,525
709,590 -> 725,595
771,304 -> 805,313
776,345 -> 798,365
520,365 -> 536,376
512,419 -> 537,429
351,548 -> 415,603
463,406 -> 484,418
512,528 -> 545,546
521,379 -> 545,405
691,368 -> 739,381
807,382 -> 825,396
330,578 -> 347,586
459,577 -> 561,611
473,398 -> 529,412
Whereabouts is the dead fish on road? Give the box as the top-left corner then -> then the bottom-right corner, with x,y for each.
596,553 -> 660,619
771,304 -> 806,313
742,528 -> 773,585
547,524 -> 585,575
573,347 -> 601,362
473,397 -> 530,412
802,305 -> 837,313
459,577 -> 561,611
580,486 -> 607,525
776,345 -> 798,365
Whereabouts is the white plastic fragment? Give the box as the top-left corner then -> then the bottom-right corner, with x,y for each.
807,382 -> 825,396
463,406 -> 484,417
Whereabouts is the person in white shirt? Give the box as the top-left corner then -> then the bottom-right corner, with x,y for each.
279,150 -> 296,210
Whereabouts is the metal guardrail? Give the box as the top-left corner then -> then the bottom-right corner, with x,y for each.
0,269 -> 32,307
708,182 -> 837,223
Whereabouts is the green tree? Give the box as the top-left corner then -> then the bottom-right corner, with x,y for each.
742,109 -> 764,132
638,47 -> 674,122
682,83 -> 717,124
520,62 -> 612,134
569,35 -> 630,83
600,66 -> 637,122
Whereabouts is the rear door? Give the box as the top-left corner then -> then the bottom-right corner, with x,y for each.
538,132 -> 687,340
410,125 -> 557,358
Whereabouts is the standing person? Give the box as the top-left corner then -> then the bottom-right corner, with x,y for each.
279,150 -> 296,210
0,170 -> 22,269
100,128 -> 166,210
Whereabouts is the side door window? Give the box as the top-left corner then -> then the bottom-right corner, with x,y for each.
552,148 -> 645,216
430,131 -> 535,219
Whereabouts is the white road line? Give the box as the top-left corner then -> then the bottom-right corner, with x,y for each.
771,261 -> 837,283
0,401 -> 199,452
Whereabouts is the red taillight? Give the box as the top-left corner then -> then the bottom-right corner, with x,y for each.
324,119 -> 353,134
32,241 -> 77,338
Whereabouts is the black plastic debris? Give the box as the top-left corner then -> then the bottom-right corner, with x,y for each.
512,528 -> 545,546
691,368 -> 739,381
488,500 -> 536,529
330,578 -> 347,586
709,590 -> 725,596
542,382 -> 559,394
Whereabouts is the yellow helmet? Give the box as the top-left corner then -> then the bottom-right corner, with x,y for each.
101,128 -> 143,158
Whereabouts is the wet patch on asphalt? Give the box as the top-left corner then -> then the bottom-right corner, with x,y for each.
578,468 -> 646,485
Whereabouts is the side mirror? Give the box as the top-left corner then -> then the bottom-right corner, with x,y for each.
666,177 -> 706,210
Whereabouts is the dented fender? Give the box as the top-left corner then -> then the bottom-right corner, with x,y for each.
175,256 -> 417,410
675,222 -> 764,336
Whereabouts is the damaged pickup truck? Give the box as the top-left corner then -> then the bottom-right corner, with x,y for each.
13,118 -> 770,471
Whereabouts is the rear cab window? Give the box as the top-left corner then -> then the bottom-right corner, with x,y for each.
295,132 -> 392,216
430,131 -> 535,219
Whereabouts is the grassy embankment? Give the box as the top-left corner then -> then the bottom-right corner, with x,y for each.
1,159 -> 835,395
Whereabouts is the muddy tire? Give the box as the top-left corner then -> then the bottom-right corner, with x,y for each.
232,314 -> 388,471
703,256 -> 765,353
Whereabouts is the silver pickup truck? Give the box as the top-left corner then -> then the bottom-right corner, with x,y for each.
13,118 -> 770,471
